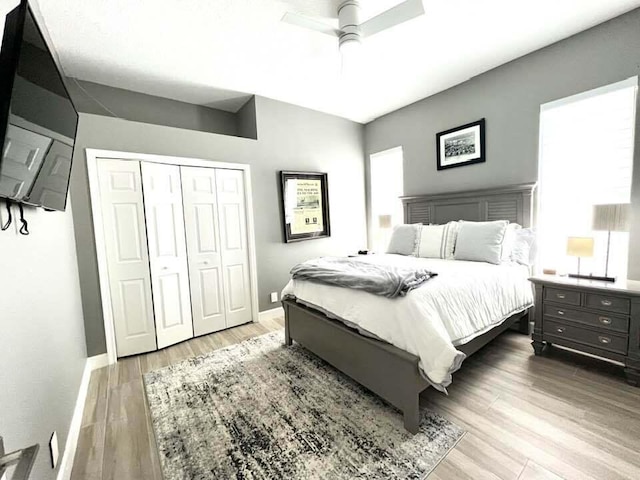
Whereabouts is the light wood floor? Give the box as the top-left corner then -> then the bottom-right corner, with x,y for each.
72,317 -> 640,480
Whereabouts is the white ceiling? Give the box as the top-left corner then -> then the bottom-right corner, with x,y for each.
35,0 -> 640,123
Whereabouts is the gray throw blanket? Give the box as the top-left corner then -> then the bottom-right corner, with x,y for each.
290,257 -> 437,298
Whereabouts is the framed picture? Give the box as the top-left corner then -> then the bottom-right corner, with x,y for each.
280,171 -> 331,243
436,118 -> 486,170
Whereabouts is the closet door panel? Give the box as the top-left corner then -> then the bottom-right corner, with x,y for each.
200,269 -> 223,317
226,264 -> 248,311
181,166 -> 226,336
142,162 -> 194,349
96,159 -> 157,357
216,168 -> 253,327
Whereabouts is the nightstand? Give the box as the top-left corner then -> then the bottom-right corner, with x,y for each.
530,275 -> 640,386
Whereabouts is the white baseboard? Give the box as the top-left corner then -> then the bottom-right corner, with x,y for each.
86,353 -> 109,371
258,306 -> 284,323
56,354 -> 109,480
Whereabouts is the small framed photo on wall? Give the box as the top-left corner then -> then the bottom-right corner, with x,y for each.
280,171 -> 331,243
436,118 -> 486,170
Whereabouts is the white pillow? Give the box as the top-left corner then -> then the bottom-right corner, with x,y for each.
386,224 -> 422,256
511,228 -> 537,266
418,221 -> 459,259
501,223 -> 522,263
454,220 -> 509,265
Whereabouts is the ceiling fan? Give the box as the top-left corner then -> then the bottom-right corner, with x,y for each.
281,0 -> 425,56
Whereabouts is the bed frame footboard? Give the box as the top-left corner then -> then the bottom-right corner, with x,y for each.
283,299 -> 429,434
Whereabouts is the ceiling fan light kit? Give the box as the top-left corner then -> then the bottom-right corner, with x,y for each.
282,0 -> 425,61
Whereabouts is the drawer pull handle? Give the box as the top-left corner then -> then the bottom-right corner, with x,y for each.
598,336 -> 611,344
556,327 -> 565,334
601,299 -> 613,306
599,317 -> 612,325
556,293 -> 566,299
557,310 -> 565,316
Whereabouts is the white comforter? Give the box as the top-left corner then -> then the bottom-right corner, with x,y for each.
281,254 -> 534,390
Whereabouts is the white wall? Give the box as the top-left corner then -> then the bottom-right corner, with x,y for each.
0,1 -> 87,478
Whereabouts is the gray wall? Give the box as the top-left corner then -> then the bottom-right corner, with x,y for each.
66,79 -> 257,139
70,96 -> 366,356
365,8 -> 640,278
0,199 -> 86,479
236,96 -> 258,140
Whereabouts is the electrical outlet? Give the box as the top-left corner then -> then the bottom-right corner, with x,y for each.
49,431 -> 59,469
270,292 -> 278,303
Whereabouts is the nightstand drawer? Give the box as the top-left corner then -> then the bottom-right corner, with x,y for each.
584,293 -> 630,315
543,305 -> 629,333
544,287 -> 581,306
544,319 -> 628,355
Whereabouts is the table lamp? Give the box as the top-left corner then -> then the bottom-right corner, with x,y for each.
375,214 -> 393,252
592,203 -> 630,282
567,236 -> 594,280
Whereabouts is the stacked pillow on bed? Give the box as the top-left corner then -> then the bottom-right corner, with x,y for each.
386,221 -> 536,266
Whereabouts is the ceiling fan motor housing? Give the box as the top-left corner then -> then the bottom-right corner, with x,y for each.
338,0 -> 362,49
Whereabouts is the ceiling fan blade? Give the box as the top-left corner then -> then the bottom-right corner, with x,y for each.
281,12 -> 340,37
360,0 -> 425,38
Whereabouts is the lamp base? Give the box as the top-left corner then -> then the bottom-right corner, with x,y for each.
568,273 -> 616,283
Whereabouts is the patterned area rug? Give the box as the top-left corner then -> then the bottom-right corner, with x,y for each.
144,331 -> 464,479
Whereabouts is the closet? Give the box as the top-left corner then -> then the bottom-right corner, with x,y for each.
95,158 -> 254,358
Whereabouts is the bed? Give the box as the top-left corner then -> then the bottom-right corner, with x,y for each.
282,183 -> 537,433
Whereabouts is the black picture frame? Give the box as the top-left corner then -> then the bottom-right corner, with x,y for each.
436,118 -> 486,171
280,171 -> 331,243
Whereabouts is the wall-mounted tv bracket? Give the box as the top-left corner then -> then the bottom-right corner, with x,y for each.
0,436 -> 39,480
1,200 -> 30,234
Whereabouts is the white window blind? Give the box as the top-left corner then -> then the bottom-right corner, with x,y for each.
538,77 -> 637,278
370,147 -> 404,252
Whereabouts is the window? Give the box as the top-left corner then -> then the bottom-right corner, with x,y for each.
370,147 -> 404,252
537,77 -> 637,278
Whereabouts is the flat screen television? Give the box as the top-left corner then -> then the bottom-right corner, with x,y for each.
0,0 -> 78,211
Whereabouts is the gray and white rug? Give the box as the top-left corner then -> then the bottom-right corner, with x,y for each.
144,331 -> 464,479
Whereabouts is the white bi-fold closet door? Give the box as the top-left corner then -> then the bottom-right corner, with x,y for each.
96,159 -> 157,357
96,159 -> 253,358
209,168 -> 253,328
181,167 -> 253,334
141,162 -> 194,349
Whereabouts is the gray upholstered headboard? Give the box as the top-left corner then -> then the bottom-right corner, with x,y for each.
402,183 -> 537,228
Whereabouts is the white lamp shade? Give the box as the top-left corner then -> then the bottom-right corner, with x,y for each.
378,214 -> 392,229
592,203 -> 630,232
566,236 -> 594,258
